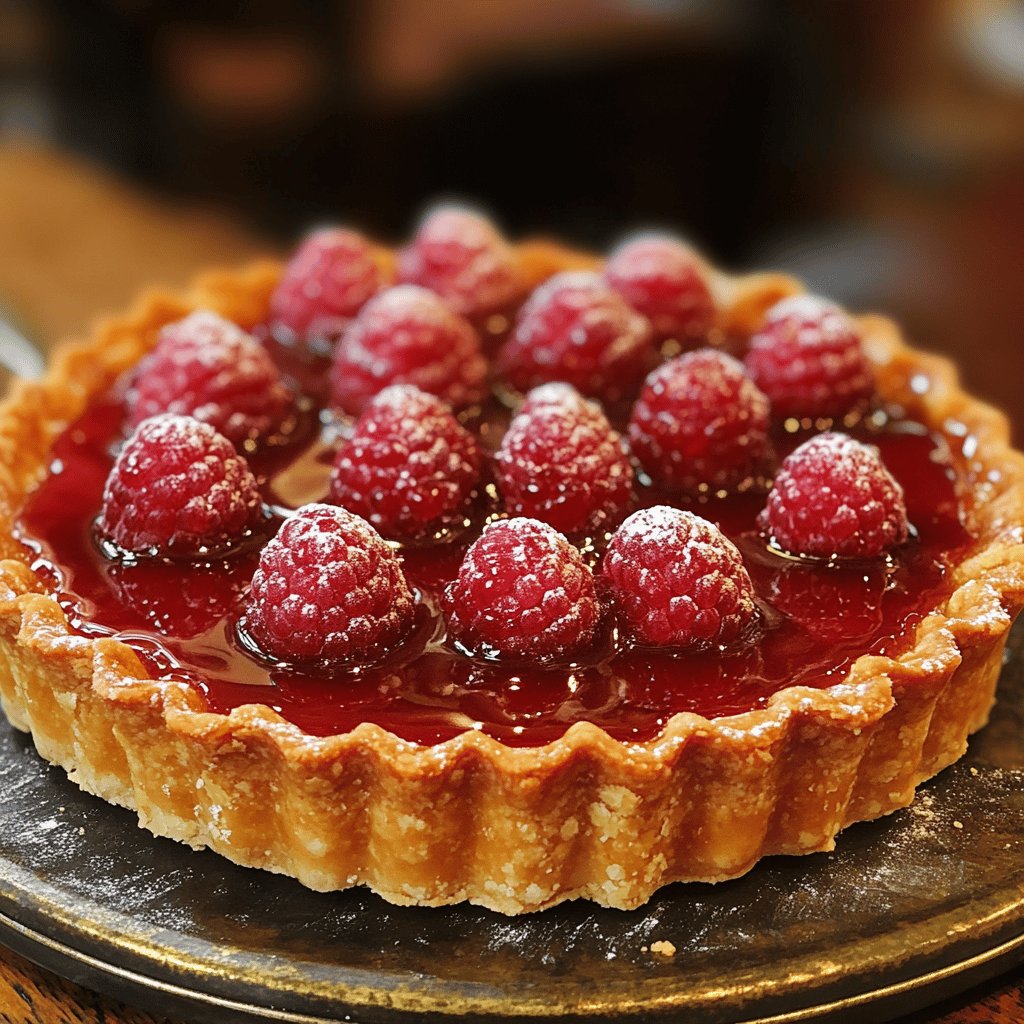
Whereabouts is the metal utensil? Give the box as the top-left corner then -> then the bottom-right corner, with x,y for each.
0,312 -> 44,393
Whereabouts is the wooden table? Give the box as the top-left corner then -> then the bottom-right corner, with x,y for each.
0,140 -> 1022,1024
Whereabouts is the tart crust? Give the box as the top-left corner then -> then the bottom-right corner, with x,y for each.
2,245 -> 1024,914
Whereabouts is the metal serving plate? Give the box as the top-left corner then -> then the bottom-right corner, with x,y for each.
1,624 -> 1023,1024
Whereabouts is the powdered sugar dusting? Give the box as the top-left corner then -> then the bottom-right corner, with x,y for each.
498,271 -> 654,403
331,285 -> 487,414
246,503 -> 414,662
331,384 -> 482,539
604,233 -> 715,341
604,506 -> 757,648
270,227 -> 385,336
98,413 -> 265,556
397,206 -> 525,317
628,349 -> 771,493
748,295 -> 872,421
494,383 -> 633,534
444,516 -> 600,659
130,310 -> 291,443
764,432 -> 909,558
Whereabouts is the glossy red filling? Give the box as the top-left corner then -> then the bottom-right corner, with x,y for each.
15,345 -> 973,747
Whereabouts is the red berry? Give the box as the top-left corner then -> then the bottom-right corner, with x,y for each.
245,504 -> 415,663
494,383 -> 633,535
497,271 -> 655,403
397,206 -> 525,318
761,432 -> 909,559
628,350 -> 771,493
97,414 -> 266,558
330,385 -> 483,541
269,227 -> 387,344
604,234 -> 715,342
745,295 -> 874,421
602,506 -> 757,648
443,518 -> 600,660
330,285 -> 488,415
129,310 -> 291,445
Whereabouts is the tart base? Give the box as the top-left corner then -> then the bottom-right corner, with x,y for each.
1,250 -> 1023,914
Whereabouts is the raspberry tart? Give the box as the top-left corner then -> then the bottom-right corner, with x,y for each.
1,210 -> 1023,915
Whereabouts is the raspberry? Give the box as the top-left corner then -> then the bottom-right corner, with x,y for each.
604,234 -> 715,342
397,206 -> 525,318
497,271 -> 655,403
330,285 -> 488,415
443,518 -> 600,660
745,295 -> 874,421
761,432 -> 909,559
269,227 -> 387,344
97,414 -> 266,558
602,506 -> 757,648
628,350 -> 771,493
494,383 -> 633,535
330,385 -> 483,540
245,504 -> 415,663
129,310 -> 291,445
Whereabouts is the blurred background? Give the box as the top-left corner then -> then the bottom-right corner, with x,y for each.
1,0 -> 1022,427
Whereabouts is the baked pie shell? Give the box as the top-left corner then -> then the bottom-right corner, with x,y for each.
1,244 -> 1023,915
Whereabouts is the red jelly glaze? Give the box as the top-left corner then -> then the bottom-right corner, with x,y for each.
16,356 -> 972,748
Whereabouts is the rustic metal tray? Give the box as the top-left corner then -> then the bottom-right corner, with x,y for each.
2,623 -> 1024,1024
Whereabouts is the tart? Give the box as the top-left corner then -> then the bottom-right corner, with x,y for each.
1,214 -> 1023,915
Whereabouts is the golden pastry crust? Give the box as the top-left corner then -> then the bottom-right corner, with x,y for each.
1,245 -> 1023,915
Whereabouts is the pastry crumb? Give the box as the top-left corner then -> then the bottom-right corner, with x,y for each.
650,940 -> 676,957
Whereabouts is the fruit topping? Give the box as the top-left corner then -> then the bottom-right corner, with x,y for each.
604,234 -> 715,343
397,206 -> 525,318
494,383 -> 633,535
330,384 -> 483,541
97,413 -> 266,558
628,349 -> 771,493
497,271 -> 654,403
602,506 -> 758,649
128,310 -> 291,445
269,227 -> 387,345
330,285 -> 488,415
745,295 -> 874,423
761,432 -> 909,559
244,503 -> 415,663
443,517 -> 600,660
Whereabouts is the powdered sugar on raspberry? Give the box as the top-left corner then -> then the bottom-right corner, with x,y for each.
495,383 -> 633,535
245,503 -> 414,663
746,295 -> 874,421
330,384 -> 482,539
628,349 -> 771,493
443,517 -> 600,660
129,310 -> 291,444
397,206 -> 525,317
330,285 -> 488,414
762,432 -> 910,558
269,227 -> 386,340
604,234 -> 715,342
603,506 -> 758,648
98,413 -> 266,557
498,271 -> 655,403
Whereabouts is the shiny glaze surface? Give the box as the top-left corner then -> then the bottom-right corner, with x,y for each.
16,340 -> 972,747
